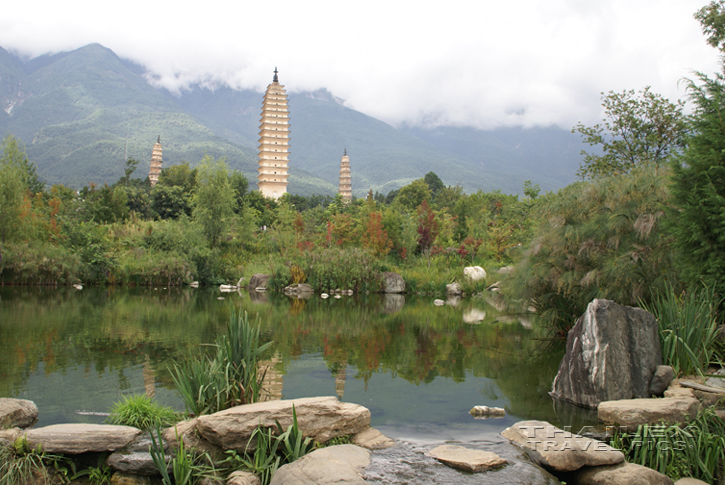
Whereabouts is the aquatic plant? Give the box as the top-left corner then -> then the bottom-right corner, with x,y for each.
171,309 -> 274,415
107,393 -> 179,430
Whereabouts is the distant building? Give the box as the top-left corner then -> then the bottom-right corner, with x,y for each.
339,149 -> 351,202
258,68 -> 290,200
148,136 -> 163,187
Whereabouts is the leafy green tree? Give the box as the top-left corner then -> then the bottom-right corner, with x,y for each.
192,156 -> 236,247
695,0 -> 725,52
158,162 -> 197,192
423,172 -> 445,199
670,73 -> 725,296
230,170 -> 248,214
573,87 -> 686,179
395,179 -> 431,211
1,135 -> 44,195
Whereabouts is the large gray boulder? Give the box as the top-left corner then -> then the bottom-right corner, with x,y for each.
25,424 -> 141,454
0,398 -> 38,428
597,397 -> 700,428
381,272 -> 405,293
551,299 -> 662,408
270,444 -> 370,485
572,462 -> 673,484
196,397 -> 370,451
501,420 -> 624,473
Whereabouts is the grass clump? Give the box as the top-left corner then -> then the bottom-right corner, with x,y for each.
171,309 -> 273,416
610,408 -> 725,483
640,283 -> 720,376
149,425 -> 217,485
107,394 -> 179,430
0,435 -> 68,485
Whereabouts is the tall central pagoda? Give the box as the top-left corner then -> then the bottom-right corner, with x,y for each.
258,68 -> 290,199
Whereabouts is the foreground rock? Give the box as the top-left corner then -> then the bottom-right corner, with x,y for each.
270,444 -> 370,485
551,299 -> 662,408
228,471 -> 261,485
351,427 -> 395,450
381,272 -> 405,293
598,397 -> 700,428
0,398 -> 39,428
570,462 -> 673,485
196,397 -> 370,451
428,444 -> 507,472
25,424 -> 141,454
363,439 -> 560,484
501,420 -> 624,472
649,365 -> 675,396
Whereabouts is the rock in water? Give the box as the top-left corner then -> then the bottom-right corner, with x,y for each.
428,445 -> 507,472
550,299 -> 662,408
381,272 -> 405,293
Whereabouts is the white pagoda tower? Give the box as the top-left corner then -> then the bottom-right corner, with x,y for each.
339,149 -> 351,202
258,68 -> 290,199
148,136 -> 163,187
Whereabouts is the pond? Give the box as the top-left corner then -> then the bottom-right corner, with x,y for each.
0,286 -> 596,441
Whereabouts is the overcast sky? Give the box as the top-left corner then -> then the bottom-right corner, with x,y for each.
0,0 -> 721,130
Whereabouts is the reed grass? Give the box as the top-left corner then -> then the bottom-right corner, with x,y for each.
107,394 -> 179,430
640,284 -> 720,376
610,408 -> 725,482
171,310 -> 273,416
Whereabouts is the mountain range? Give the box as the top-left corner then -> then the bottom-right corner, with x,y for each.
0,43 -> 585,196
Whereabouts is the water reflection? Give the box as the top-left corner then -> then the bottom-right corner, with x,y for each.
0,286 -> 593,438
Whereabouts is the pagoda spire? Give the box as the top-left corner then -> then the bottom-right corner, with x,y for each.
257,69 -> 290,199
148,136 -> 163,187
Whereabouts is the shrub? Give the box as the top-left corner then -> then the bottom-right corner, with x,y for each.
0,241 -> 83,285
107,394 -> 179,430
0,435 -> 68,485
504,165 -> 676,335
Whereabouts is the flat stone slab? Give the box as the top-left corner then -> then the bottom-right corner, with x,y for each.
598,397 -> 700,428
680,380 -> 725,394
352,427 -> 395,450
428,445 -> 507,472
501,420 -> 624,472
196,396 -> 370,451
270,444 -> 370,485
363,439 -> 560,484
25,424 -> 141,454
0,428 -> 21,446
572,462 -> 673,484
0,398 -> 39,428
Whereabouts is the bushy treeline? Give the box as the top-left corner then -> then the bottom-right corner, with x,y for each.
0,136 -> 539,287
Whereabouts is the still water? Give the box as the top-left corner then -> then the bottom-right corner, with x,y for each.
0,286 -> 595,441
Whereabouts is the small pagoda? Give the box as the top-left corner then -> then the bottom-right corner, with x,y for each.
257,68 -> 290,200
339,149 -> 352,202
148,136 -> 163,187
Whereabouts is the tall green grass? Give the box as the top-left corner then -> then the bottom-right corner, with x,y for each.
640,284 -> 720,376
171,310 -> 273,416
611,408 -> 725,483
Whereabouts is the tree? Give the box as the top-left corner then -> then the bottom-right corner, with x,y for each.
192,156 -> 236,247
695,0 -> 725,52
572,87 -> 687,179
423,172 -> 445,199
395,179 -> 431,211
671,73 -> 725,297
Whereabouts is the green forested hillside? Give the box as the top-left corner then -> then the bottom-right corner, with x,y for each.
0,42 -> 584,195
